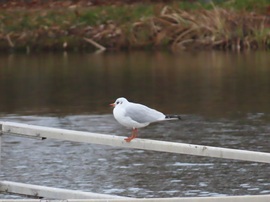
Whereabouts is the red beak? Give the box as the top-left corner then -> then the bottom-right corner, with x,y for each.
110,103 -> 115,107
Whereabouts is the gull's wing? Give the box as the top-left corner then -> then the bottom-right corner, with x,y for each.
125,103 -> 165,124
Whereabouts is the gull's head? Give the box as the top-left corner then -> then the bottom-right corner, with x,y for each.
110,97 -> 128,108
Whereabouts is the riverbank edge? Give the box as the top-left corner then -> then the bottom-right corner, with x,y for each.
1,2 -> 270,52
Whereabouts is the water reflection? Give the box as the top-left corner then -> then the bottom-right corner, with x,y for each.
0,51 -> 270,117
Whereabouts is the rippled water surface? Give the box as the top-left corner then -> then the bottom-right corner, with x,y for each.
0,51 -> 270,198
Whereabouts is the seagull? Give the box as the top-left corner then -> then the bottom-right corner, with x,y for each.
110,97 -> 181,142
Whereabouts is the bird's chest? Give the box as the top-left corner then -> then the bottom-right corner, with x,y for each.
113,107 -> 135,128
113,107 -> 126,121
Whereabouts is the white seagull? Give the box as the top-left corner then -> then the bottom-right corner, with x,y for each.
110,97 -> 181,142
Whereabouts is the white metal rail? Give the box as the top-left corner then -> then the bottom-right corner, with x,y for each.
0,121 -> 270,163
0,181 -> 270,201
0,181 -> 128,199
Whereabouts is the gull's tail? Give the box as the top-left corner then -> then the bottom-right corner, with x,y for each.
165,114 -> 182,120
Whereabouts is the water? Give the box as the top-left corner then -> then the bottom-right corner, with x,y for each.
0,51 -> 270,198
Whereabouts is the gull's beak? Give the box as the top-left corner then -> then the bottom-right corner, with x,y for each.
110,103 -> 115,107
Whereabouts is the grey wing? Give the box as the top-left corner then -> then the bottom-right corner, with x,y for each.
125,103 -> 165,123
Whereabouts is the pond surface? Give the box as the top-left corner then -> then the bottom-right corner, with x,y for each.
0,51 -> 270,198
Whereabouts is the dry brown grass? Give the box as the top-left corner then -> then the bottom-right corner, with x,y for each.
131,6 -> 270,51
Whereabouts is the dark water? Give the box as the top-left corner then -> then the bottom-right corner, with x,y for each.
0,51 -> 270,198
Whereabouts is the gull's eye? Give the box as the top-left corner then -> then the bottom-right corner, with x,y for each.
116,101 -> 120,104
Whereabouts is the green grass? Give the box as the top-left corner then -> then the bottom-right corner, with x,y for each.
176,0 -> 270,12
79,4 -> 154,25
222,0 -> 270,12
0,4 -> 154,32
1,1 -> 268,33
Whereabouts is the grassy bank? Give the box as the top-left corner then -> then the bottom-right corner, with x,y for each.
0,0 -> 270,52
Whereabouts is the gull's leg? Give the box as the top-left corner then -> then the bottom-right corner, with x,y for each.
125,128 -> 138,142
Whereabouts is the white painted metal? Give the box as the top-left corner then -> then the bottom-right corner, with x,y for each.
0,133 -> 2,170
0,121 -> 269,163
0,194 -> 270,202
0,181 -> 129,199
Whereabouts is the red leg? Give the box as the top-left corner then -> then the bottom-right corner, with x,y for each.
125,128 -> 138,142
